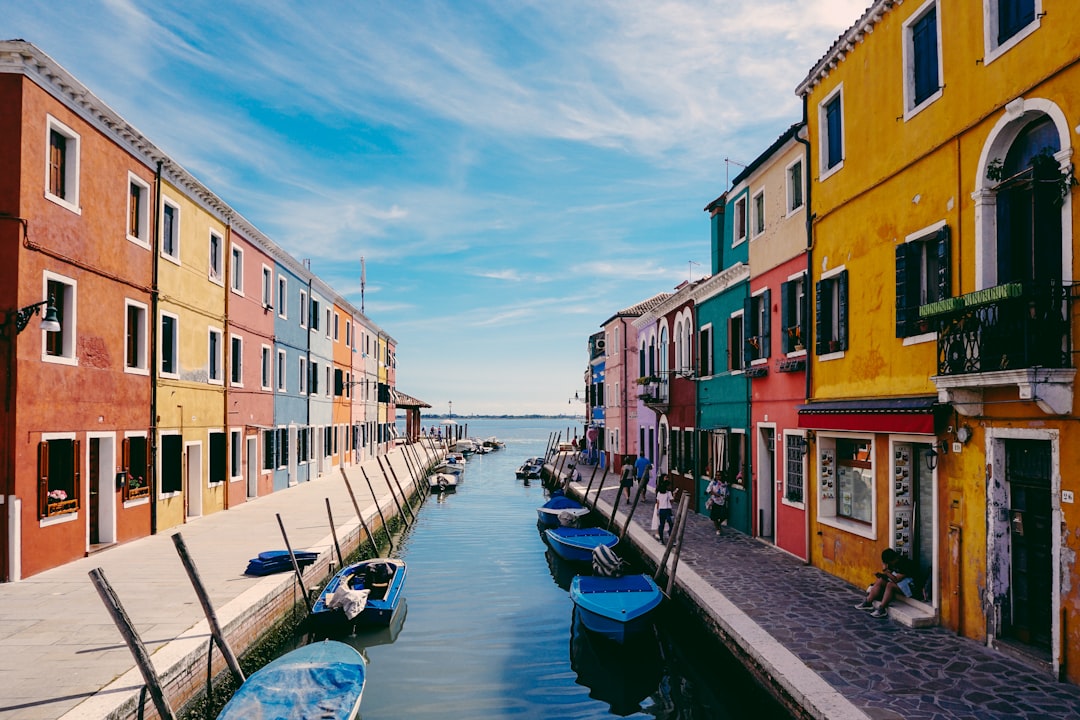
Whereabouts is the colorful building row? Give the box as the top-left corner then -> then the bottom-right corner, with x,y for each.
0,41 -> 399,581
584,1 -> 1080,684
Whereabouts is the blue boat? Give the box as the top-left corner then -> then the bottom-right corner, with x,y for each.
244,550 -> 319,576
536,494 -> 590,527
310,558 -> 407,630
545,527 -> 618,563
569,574 -> 663,644
217,640 -> 365,720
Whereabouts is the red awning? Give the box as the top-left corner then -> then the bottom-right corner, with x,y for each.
797,397 -> 939,434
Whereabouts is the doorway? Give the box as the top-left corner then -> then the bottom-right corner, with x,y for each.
892,441 -> 934,603
185,442 -> 202,518
247,435 -> 258,498
757,426 -> 775,542
1003,439 -> 1053,652
87,434 -> 116,549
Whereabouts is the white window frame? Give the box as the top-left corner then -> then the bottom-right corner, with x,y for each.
160,311 -> 180,379
819,265 -> 847,360
699,322 -> 714,378
781,430 -> 807,509
299,291 -> 308,329
733,195 -> 748,246
208,231 -> 224,285
325,308 -> 332,339
124,299 -> 149,375
127,173 -> 151,247
326,366 -> 332,398
983,0 -> 1041,66
818,83 -> 845,181
38,431 -> 80,528
161,197 -> 181,264
261,266 -> 273,309
334,312 -> 340,341
44,115 -> 81,214
42,271 -> 77,366
299,356 -> 308,395
277,349 -> 287,392
230,244 -> 244,295
230,334 -> 243,387
729,309 -> 745,374
230,428 -> 243,482
786,158 -> 804,216
260,344 -> 272,390
816,432 -> 876,539
902,0 -> 944,120
752,189 -> 765,238
208,327 -> 224,385
277,276 -> 287,320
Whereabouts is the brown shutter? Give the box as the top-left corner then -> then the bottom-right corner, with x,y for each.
73,439 -> 81,509
38,441 -> 49,517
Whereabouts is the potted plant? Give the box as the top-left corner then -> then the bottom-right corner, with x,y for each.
787,326 -> 803,351
828,339 -> 842,353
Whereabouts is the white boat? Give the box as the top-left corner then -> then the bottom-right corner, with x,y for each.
435,452 -> 466,475
429,473 -> 458,492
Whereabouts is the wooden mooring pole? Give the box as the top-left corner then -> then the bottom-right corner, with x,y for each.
360,467 -> 395,552
340,468 -> 381,558
325,498 -> 344,568
382,455 -> 418,519
376,457 -> 411,524
620,476 -> 650,540
89,567 -> 178,720
275,513 -> 312,612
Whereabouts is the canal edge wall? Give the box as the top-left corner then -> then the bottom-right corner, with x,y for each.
561,475 -> 871,720
59,445 -> 436,720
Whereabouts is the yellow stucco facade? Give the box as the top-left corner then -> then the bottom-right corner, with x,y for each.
799,0 -> 1080,679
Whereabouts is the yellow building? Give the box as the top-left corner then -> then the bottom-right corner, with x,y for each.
155,176 -> 229,529
797,0 -> 1079,680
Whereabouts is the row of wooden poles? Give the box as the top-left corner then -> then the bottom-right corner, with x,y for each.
541,432 -> 690,599
89,438 -> 445,720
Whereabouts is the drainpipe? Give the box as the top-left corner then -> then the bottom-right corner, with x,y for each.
794,98 -> 813,564
148,160 -> 163,535
222,220 -> 231,510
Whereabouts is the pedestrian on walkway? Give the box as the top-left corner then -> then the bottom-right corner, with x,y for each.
619,455 -> 635,502
855,548 -> 919,618
655,475 -> 676,543
634,451 -> 652,498
705,472 -> 729,534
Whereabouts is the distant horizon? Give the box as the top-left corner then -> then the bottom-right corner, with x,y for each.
399,413 -> 587,420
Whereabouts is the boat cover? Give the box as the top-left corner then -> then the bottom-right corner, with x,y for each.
541,495 -> 583,510
576,575 -> 654,594
327,582 -> 370,620
217,642 -> 365,720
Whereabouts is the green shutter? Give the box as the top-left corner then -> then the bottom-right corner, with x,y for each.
838,271 -> 849,350
762,289 -> 772,358
815,280 -> 825,355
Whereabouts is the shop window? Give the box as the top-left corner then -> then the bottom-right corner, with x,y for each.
819,437 -> 874,528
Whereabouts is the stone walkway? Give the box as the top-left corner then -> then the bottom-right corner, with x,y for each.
572,471 -> 1080,720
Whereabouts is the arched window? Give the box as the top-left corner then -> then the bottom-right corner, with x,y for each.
994,115 -> 1063,286
674,320 -> 684,373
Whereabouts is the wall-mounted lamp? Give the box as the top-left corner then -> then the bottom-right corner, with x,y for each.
791,435 -> 809,456
924,440 -> 949,471
4,296 -> 60,338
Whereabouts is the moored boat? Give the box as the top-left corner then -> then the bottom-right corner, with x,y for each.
569,573 -> 663,644
310,558 -> 407,630
536,494 -> 590,527
516,457 -> 543,479
216,640 -> 366,720
545,527 -> 618,563
429,472 -> 458,492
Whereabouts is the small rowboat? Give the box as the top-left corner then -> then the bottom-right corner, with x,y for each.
217,640 -> 366,720
569,574 -> 663,644
545,527 -> 618,563
536,494 -> 589,527
429,472 -> 458,492
310,558 -> 407,630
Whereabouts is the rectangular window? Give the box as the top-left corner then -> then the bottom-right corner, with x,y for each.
785,435 -> 805,504
906,2 -> 941,110
209,432 -> 227,485
780,275 -> 807,353
325,308 -> 332,338
299,291 -> 308,328
43,275 -> 76,362
208,328 -> 223,383
997,0 -> 1036,45
815,270 -> 848,355
787,159 -> 804,212
335,368 -> 344,397
209,232 -> 223,282
835,438 -> 873,523
896,226 -> 950,338
261,345 -> 271,390
160,434 -> 183,494
298,426 -> 309,463
734,196 -> 748,243
311,299 -> 320,331
326,366 -> 332,397
161,313 -> 178,376
122,436 -> 150,501
821,88 -> 844,173
230,245 -> 244,293
262,429 -> 275,471
230,335 -> 243,386
38,437 -> 80,518
752,190 -> 765,236
744,290 -> 771,363
729,314 -> 745,371
230,430 -> 242,481
262,266 -> 272,308
311,361 -> 319,395
128,174 -> 150,245
299,357 -> 307,394
161,200 -> 180,260
699,325 -> 713,377
277,349 -> 287,392
125,300 -> 148,372
346,320 -> 351,347
46,117 -> 80,211
277,428 -> 289,468
334,312 -> 340,341
277,276 -> 287,319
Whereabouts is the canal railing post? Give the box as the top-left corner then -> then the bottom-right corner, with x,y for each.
170,533 -> 246,686
360,466 -> 396,552
376,456 -> 411,524
340,468 -> 381,558
275,513 -> 312,612
325,498 -> 344,569
89,567 -> 178,720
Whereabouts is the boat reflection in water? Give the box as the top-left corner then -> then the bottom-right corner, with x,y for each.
305,598 -> 408,650
544,546 -> 578,591
570,609 -> 664,717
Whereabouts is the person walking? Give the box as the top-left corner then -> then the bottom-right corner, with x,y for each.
705,472 -> 729,534
619,455 -> 635,503
655,475 -> 676,543
633,451 -> 652,499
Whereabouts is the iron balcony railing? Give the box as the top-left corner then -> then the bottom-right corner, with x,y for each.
920,282 -> 1076,376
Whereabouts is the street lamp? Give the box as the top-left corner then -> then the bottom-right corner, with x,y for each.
4,296 -> 61,338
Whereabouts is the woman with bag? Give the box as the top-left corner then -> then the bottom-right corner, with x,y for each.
619,455 -> 635,502
705,472 -> 729,534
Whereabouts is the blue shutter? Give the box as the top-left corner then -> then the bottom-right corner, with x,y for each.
826,96 -> 843,169
911,7 -> 939,105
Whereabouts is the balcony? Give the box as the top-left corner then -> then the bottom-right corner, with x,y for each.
637,376 -> 669,414
922,282 -> 1077,415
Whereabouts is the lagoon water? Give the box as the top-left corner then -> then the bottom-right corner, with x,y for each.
304,417 -> 792,719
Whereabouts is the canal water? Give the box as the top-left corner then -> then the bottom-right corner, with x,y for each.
295,418 -> 793,719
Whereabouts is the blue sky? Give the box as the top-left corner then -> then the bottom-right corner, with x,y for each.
4,0 -> 866,415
